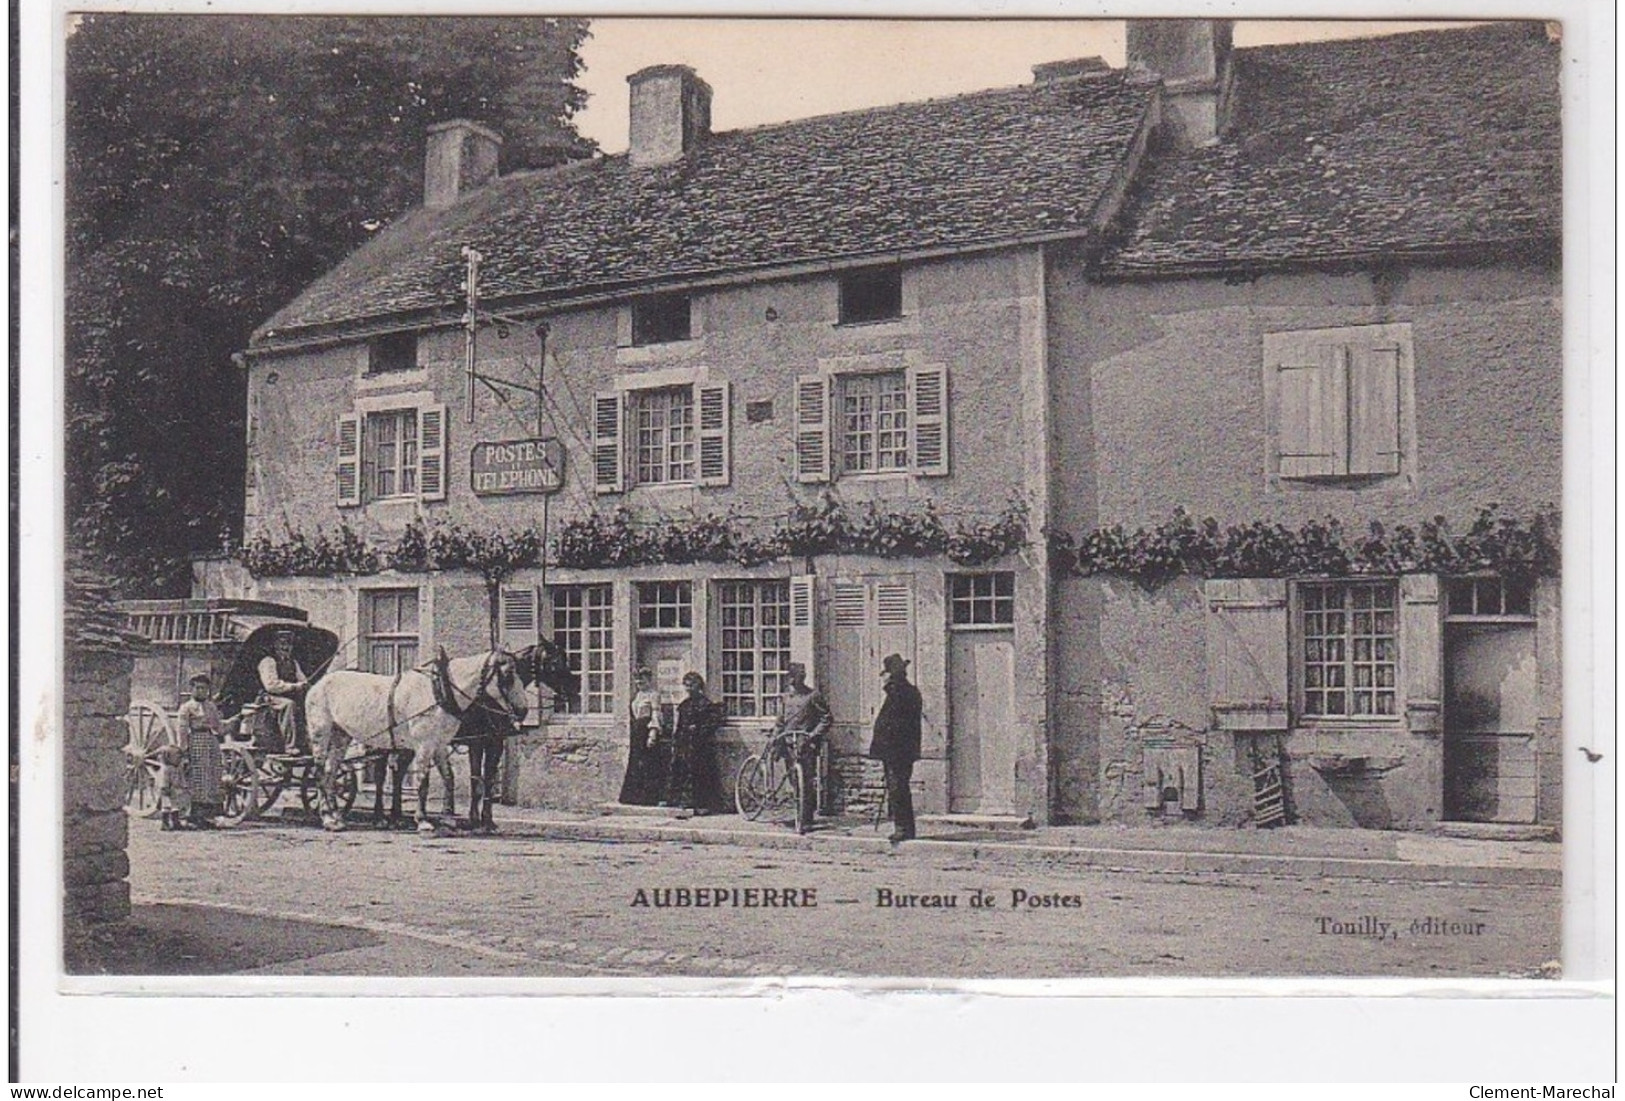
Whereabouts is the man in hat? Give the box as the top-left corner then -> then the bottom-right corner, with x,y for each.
772,662 -> 832,834
868,653 -> 922,843
258,629 -> 309,755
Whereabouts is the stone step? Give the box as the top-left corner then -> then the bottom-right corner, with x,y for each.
919,813 -> 1034,831
1434,821 -> 1559,842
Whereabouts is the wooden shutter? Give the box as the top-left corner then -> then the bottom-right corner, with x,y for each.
336,412 -> 361,507
908,364 -> 949,477
1399,573 -> 1442,733
1349,343 -> 1402,475
794,374 -> 831,483
500,585 -> 541,715
696,380 -> 731,486
593,390 -> 625,494
1205,578 -> 1289,729
1277,344 -> 1347,478
788,575 -> 817,679
418,403 -> 448,501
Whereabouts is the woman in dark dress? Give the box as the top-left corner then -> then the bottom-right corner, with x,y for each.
663,672 -> 723,817
618,667 -> 666,805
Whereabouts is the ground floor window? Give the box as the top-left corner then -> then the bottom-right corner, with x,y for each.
948,572 -> 1015,627
364,588 -> 419,674
1298,580 -> 1398,718
637,581 -> 693,631
552,584 -> 614,714
717,580 -> 791,717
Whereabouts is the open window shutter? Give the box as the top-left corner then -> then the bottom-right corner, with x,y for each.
1399,573 -> 1442,733
1277,345 -> 1347,478
908,364 -> 949,476
593,390 -> 625,494
336,413 -> 361,507
697,380 -> 731,486
1205,578 -> 1289,729
418,403 -> 447,501
794,375 -> 831,483
1349,343 -> 1402,475
788,575 -> 816,677
500,586 -> 541,714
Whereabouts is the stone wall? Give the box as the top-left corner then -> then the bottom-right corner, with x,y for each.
63,563 -> 143,929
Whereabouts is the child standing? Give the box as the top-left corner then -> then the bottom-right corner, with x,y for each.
174,672 -> 226,828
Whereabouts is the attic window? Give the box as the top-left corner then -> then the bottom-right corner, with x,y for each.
838,268 -> 903,325
369,332 -> 418,374
631,293 -> 693,346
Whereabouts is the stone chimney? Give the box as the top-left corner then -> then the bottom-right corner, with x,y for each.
1126,19 -> 1234,146
627,65 -> 712,167
1032,56 -> 1112,83
424,120 -> 503,209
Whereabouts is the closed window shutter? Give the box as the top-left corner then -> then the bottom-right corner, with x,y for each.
908,364 -> 949,476
1349,344 -> 1402,475
500,585 -> 541,716
788,575 -> 816,677
697,380 -> 731,486
1398,573 -> 1442,732
336,412 -> 361,507
593,390 -> 624,494
1204,578 -> 1288,729
794,374 -> 831,483
1277,345 -> 1347,478
418,403 -> 448,501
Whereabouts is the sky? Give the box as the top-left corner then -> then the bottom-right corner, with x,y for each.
572,18 -> 1480,153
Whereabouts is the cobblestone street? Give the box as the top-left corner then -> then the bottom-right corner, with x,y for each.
102,812 -> 1562,980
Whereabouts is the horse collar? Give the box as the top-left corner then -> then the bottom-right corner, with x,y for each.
431,652 -> 467,720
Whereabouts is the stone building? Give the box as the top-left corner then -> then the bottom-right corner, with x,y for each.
218,20 -> 1561,829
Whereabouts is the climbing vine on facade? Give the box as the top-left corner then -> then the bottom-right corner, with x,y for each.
1050,506 -> 1560,592
238,496 -> 1031,578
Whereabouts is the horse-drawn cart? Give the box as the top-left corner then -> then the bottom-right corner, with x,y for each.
118,598 -> 358,822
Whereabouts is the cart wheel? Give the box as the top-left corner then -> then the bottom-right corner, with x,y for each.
298,760 -> 359,815
251,756 -> 289,817
218,746 -> 259,824
123,701 -> 177,812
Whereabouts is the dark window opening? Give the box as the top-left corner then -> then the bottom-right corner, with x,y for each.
838,269 -> 903,325
368,331 -> 418,374
631,294 -> 693,346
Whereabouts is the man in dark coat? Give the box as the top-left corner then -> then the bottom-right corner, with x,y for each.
868,653 -> 922,843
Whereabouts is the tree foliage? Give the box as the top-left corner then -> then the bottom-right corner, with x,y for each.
66,15 -> 593,594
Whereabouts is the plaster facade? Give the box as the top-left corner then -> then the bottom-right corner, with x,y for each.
1046,256 -> 1562,827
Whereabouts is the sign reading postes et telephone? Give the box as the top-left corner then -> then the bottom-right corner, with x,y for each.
470,438 -> 564,496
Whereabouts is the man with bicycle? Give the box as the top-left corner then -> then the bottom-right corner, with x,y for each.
772,662 -> 831,834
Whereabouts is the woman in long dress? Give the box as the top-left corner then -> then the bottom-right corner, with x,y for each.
618,667 -> 666,805
663,672 -> 723,817
174,672 -> 225,827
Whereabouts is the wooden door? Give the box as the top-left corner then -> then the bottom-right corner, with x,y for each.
1444,623 -> 1538,823
823,576 -> 915,755
948,629 -> 1016,814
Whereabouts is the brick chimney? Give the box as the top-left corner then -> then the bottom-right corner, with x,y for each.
424,120 -> 503,209
627,65 -> 712,167
1126,20 -> 1234,146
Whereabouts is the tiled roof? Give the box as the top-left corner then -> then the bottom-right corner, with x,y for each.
258,74 -> 1156,343
1101,22 -> 1560,276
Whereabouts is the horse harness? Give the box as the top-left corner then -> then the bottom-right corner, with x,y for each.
378,651 -> 521,752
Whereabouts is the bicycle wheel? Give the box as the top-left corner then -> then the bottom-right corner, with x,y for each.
760,751 -> 796,823
735,754 -> 766,819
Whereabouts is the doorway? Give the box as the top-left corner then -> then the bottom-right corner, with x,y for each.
1443,579 -> 1538,823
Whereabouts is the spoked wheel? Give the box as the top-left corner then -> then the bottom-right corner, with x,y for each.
735,754 -> 765,819
123,701 -> 177,812
219,746 -> 260,824
298,759 -> 359,815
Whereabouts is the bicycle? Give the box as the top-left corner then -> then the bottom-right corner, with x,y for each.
735,729 -> 815,834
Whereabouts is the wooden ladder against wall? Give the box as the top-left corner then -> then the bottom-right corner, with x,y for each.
1248,737 -> 1288,828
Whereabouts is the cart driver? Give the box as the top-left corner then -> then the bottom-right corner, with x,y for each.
258,629 -> 310,755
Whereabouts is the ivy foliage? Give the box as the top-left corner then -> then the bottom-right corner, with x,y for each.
240,496 -> 1031,578
1051,506 -> 1561,591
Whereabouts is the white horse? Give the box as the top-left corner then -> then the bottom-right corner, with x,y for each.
305,649 -> 529,833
